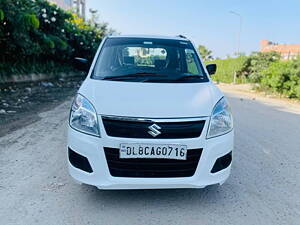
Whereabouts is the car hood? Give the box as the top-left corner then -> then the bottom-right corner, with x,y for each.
79,79 -> 223,118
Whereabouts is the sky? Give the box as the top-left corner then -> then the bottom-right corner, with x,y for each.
86,0 -> 300,58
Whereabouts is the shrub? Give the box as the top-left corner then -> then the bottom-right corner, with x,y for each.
208,56 -> 246,83
260,59 -> 300,98
206,52 -> 300,99
0,0 -> 112,76
0,9 -> 4,21
237,51 -> 280,83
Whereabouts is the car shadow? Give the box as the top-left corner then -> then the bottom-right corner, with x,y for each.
79,181 -> 238,210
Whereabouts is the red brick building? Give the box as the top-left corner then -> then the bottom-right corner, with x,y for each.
260,40 -> 300,60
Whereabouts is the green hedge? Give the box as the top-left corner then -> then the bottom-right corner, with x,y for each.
208,57 -> 246,83
0,0 -> 110,77
208,52 -> 300,99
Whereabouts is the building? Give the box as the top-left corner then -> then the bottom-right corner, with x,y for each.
74,0 -> 86,20
48,0 -> 72,10
260,40 -> 300,60
48,0 -> 86,20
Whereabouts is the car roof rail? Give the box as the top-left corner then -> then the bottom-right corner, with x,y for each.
177,34 -> 187,39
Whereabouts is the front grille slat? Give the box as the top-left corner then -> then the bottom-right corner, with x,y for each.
102,117 -> 205,139
104,147 -> 202,178
107,161 -> 198,170
107,160 -> 198,167
110,167 -> 196,173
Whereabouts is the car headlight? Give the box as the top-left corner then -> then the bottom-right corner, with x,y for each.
207,97 -> 233,139
69,94 -> 100,137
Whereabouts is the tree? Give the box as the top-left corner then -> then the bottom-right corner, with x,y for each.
0,0 -> 113,76
198,45 -> 214,61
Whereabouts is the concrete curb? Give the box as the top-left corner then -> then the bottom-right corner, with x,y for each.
0,72 -> 85,84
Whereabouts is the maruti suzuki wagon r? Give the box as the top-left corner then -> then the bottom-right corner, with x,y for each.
68,35 -> 234,189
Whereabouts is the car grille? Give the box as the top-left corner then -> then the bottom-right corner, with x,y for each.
102,116 -> 205,139
104,147 -> 202,178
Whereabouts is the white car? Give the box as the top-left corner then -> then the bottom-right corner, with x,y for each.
68,35 -> 234,189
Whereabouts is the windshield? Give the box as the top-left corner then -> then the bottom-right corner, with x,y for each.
92,37 -> 209,83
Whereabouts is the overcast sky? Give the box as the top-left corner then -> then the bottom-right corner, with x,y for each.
86,0 -> 300,58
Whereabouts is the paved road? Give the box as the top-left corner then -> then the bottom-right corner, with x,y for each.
0,92 -> 299,225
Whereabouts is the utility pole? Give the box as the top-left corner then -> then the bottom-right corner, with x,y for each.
229,11 -> 242,84
74,0 -> 86,20
89,8 -> 98,26
75,0 -> 80,16
81,0 -> 86,21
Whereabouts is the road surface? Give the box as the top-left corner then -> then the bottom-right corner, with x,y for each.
0,90 -> 299,225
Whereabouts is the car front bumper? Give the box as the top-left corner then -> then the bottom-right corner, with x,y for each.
67,123 -> 233,190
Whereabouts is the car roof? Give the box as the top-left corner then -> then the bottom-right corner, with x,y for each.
108,34 -> 189,41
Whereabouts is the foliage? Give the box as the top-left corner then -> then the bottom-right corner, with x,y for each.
211,52 -> 300,99
0,0 -> 111,76
208,56 -> 246,83
198,45 -> 214,61
0,9 -> 4,21
260,59 -> 300,98
0,60 -> 73,78
237,51 -> 280,82
24,13 -> 40,29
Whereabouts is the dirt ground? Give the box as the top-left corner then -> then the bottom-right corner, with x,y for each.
217,83 -> 300,115
0,76 -> 84,137
0,83 -> 299,225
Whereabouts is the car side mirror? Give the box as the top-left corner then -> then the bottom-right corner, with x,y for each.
206,64 -> 217,75
74,57 -> 90,72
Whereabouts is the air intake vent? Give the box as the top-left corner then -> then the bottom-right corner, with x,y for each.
68,148 -> 93,173
211,152 -> 232,173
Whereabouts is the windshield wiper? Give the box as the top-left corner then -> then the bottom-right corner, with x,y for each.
173,75 -> 204,81
101,72 -> 164,81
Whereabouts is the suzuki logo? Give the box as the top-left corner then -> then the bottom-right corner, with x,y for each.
148,124 -> 161,137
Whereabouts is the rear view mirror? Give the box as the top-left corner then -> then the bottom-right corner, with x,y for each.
206,64 -> 217,75
74,57 -> 90,72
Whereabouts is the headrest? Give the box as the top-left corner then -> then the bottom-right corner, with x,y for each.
154,59 -> 166,69
124,56 -> 135,65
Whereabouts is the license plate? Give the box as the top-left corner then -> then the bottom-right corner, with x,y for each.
120,143 -> 187,160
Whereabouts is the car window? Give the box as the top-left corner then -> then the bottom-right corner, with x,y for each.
185,49 -> 200,75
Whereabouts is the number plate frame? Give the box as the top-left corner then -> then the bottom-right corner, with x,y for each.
119,143 -> 187,160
